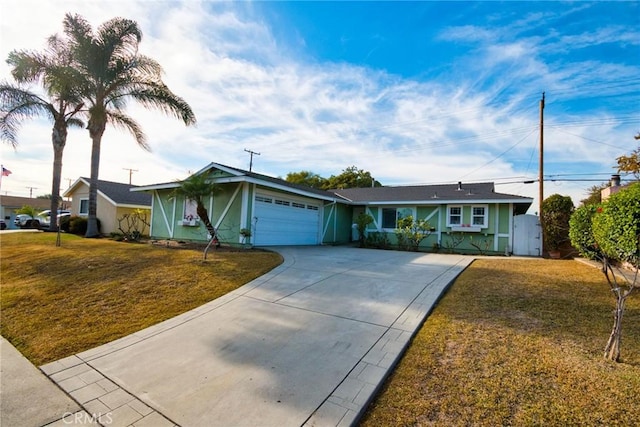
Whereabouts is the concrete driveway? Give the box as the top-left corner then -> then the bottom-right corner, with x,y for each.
41,246 -> 472,427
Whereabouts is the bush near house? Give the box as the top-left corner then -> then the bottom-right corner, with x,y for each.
541,194 -> 574,254
60,215 -> 101,235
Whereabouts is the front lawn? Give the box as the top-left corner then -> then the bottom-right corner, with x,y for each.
361,259 -> 640,426
0,233 -> 282,365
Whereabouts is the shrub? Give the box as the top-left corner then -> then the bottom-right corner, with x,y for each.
569,204 -> 600,260
541,194 -> 574,251
592,182 -> 640,264
65,216 -> 101,236
366,232 -> 391,249
354,213 -> 374,248
59,215 -> 71,232
394,215 -> 432,251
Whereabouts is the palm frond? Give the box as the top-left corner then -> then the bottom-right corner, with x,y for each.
6,50 -> 49,83
0,84 -> 53,146
105,110 -> 149,151
127,83 -> 197,126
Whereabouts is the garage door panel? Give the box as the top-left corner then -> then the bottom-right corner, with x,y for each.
254,193 -> 320,246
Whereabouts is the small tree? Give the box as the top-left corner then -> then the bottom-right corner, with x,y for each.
615,134 -> 639,180
117,209 -> 150,242
394,215 -> 432,252
541,194 -> 574,254
354,212 -> 373,248
571,183 -> 640,362
172,173 -> 221,260
15,205 -> 45,228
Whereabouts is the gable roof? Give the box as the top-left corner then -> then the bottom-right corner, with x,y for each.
132,162 -> 532,212
133,162 -> 341,202
64,178 -> 151,208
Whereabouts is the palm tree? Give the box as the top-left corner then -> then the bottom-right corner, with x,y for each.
60,13 -> 196,237
172,172 -> 221,259
0,35 -> 84,231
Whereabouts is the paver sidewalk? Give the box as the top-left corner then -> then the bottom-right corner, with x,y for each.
38,247 -> 471,427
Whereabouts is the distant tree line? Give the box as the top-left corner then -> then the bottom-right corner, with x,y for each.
285,166 -> 382,190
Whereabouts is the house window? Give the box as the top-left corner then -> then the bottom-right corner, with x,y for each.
447,205 -> 489,228
447,206 -> 462,226
184,199 -> 198,220
381,207 -> 413,229
472,206 -> 487,227
79,199 -> 89,215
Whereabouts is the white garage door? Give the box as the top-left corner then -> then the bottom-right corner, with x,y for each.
253,193 -> 321,245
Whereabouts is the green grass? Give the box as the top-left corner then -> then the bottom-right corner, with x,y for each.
0,233 -> 282,365
361,259 -> 640,426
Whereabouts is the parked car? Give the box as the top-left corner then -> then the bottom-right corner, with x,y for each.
39,209 -> 71,227
0,219 -> 6,230
14,214 -> 42,228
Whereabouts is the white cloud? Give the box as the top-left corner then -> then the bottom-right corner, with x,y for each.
1,0 -> 637,216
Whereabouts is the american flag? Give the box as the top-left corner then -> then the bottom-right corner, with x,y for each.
1,166 -> 11,177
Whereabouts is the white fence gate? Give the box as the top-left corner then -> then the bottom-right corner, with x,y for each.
513,214 -> 541,256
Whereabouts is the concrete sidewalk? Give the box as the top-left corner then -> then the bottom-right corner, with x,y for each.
0,337 -> 93,426
12,246 -> 472,426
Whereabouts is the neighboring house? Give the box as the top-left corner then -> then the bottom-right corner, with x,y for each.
0,196 -> 61,229
63,178 -> 152,236
134,162 -> 533,254
600,174 -> 629,200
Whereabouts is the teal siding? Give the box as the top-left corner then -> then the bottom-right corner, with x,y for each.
149,183 -> 244,245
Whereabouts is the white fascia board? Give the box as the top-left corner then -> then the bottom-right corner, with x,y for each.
215,175 -> 340,202
131,183 -> 181,192
361,198 -> 533,205
114,203 -> 151,209
62,177 -> 86,197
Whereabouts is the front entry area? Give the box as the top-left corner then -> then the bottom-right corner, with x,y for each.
253,192 -> 321,245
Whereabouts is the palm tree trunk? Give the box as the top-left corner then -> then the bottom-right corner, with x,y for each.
196,202 -> 220,260
49,121 -> 67,232
85,118 -> 105,238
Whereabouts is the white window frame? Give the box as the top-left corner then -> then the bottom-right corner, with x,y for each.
472,205 -> 489,228
183,199 -> 198,220
446,205 -> 462,227
381,207 -> 414,230
447,204 -> 489,230
79,198 -> 89,216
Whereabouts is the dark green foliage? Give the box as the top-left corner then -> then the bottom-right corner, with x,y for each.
285,171 -> 327,189
64,216 -> 100,236
354,213 -> 374,248
541,194 -> 574,251
365,232 -> 391,249
592,183 -> 640,264
394,215 -> 432,251
59,215 -> 71,232
569,204 -> 600,260
324,166 -> 381,189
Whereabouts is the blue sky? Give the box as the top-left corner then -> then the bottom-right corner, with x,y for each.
1,1 -> 639,212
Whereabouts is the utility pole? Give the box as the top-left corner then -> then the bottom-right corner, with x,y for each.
244,149 -> 260,172
26,186 -> 37,198
539,92 -> 545,252
123,168 -> 138,185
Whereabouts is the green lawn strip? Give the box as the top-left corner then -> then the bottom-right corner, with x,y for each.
0,233 -> 282,365
361,259 -> 640,426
